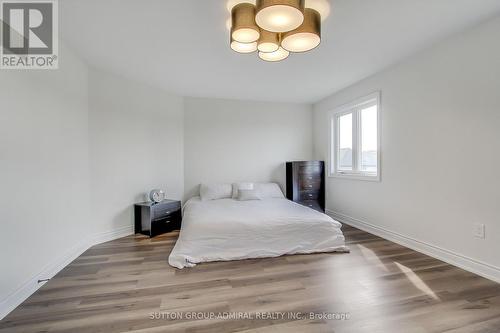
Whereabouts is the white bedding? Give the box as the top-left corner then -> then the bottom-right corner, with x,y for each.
168,197 -> 348,269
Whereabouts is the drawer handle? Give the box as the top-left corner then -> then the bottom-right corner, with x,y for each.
308,177 -> 312,180
308,194 -> 313,197
308,185 -> 312,188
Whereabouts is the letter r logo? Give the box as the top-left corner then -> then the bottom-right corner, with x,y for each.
1,1 -> 53,55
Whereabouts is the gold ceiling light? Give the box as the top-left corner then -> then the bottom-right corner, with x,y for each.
257,29 -> 280,53
230,37 -> 258,54
255,0 -> 305,33
259,47 -> 290,62
281,8 -> 321,53
226,0 -> 256,12
231,3 -> 260,43
304,0 -> 330,20
226,0 -> 326,62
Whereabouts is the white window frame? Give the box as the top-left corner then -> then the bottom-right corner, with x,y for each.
329,92 -> 381,181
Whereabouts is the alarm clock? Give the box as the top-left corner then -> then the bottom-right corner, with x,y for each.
149,189 -> 165,203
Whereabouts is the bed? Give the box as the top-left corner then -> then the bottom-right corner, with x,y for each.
168,184 -> 348,269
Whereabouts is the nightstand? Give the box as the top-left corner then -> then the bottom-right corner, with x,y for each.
134,200 -> 181,237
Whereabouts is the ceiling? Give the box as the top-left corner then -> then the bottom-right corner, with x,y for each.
60,0 -> 500,103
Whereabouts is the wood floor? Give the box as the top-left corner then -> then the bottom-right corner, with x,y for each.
2,225 -> 500,333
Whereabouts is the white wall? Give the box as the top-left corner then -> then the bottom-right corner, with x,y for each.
313,17 -> 500,272
0,58 -> 186,319
184,98 -> 313,200
0,45 -> 91,309
88,69 -> 184,234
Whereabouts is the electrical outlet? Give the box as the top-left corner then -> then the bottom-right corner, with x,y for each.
474,223 -> 485,239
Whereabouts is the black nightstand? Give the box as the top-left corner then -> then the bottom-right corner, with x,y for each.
134,200 -> 181,237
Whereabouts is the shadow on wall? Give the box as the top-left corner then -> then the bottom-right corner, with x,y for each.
111,193 -> 147,232
184,184 -> 201,202
111,207 -> 133,231
135,192 -> 149,203
270,163 -> 286,193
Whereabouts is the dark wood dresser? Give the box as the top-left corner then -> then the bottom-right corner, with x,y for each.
134,200 -> 181,237
286,161 -> 325,213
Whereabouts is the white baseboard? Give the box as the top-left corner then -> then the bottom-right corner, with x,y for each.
327,209 -> 500,284
0,225 -> 134,320
92,225 -> 135,245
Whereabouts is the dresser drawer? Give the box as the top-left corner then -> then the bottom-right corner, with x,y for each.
299,190 -> 319,200
298,164 -> 322,174
152,202 -> 181,220
298,200 -> 322,212
299,178 -> 321,190
301,173 -> 320,182
151,218 -> 180,237
297,161 -> 321,166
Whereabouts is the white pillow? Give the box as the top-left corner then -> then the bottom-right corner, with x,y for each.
232,182 -> 254,198
199,183 -> 232,201
237,189 -> 261,201
254,183 -> 285,199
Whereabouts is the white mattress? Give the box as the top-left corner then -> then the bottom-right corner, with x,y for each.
168,197 -> 348,269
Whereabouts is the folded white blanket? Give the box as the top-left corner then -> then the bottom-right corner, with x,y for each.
168,197 -> 348,269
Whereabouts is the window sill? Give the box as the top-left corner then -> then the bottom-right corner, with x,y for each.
328,172 -> 381,182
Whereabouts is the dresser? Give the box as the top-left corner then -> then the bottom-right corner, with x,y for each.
286,161 -> 325,213
134,200 -> 181,237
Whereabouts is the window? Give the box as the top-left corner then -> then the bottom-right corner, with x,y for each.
329,92 -> 380,181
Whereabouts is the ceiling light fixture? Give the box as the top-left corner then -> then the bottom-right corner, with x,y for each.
227,0 -> 328,61
231,38 -> 258,53
281,8 -> 320,52
227,0 -> 256,12
304,0 -> 330,20
255,0 -> 305,33
231,3 -> 260,43
257,29 -> 280,53
258,46 -> 290,62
